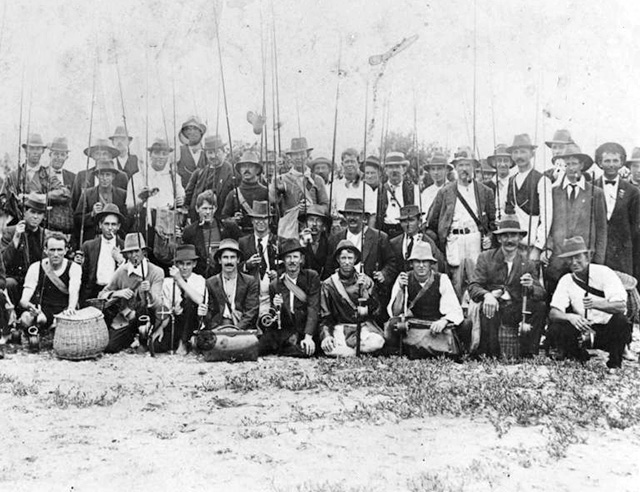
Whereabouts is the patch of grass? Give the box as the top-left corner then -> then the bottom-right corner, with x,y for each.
49,384 -> 124,409
11,381 -> 39,397
0,373 -> 16,385
292,482 -> 371,492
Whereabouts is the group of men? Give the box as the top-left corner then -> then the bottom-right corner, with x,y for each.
0,120 -> 637,370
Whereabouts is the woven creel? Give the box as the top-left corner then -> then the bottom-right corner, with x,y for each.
53,306 -> 109,360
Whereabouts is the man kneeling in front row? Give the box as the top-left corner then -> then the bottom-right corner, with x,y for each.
385,241 -> 464,358
319,240 -> 385,356
547,236 -> 631,369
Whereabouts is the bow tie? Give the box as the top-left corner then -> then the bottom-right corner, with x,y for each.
604,179 -> 617,185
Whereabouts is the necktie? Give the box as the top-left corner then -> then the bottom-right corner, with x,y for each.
604,180 -> 616,186
257,240 -> 267,277
406,236 -> 414,260
569,184 -> 577,202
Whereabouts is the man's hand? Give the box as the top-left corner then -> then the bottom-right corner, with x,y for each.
169,265 -> 181,280
246,253 -> 262,268
138,187 -> 151,202
483,292 -> 499,319
321,336 -> 335,354
111,246 -> 123,265
529,247 -> 541,262
139,280 -> 150,292
583,296 -> 605,311
373,271 -> 385,283
62,308 -> 76,317
92,202 -> 103,216
301,334 -> 315,356
397,272 -> 409,287
175,195 -> 185,207
481,235 -> 492,250
566,313 -> 592,332
540,249 -> 551,267
232,211 -> 243,223
13,220 -> 25,247
197,303 -> 208,317
518,321 -> 532,336
115,288 -> 135,300
520,273 -> 534,289
430,318 -> 449,334
356,273 -> 367,285
73,251 -> 85,266
357,305 -> 368,317
273,293 -> 283,308
267,270 -> 277,281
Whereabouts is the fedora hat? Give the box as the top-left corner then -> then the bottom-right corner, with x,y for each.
95,203 -> 124,223
173,244 -> 199,262
278,238 -> 306,258
407,241 -> 436,262
626,147 -> 640,166
84,138 -> 120,159
48,137 -> 70,153
299,203 -> 330,225
121,233 -> 148,253
551,143 -> 593,167
506,134 -> 537,153
545,129 -> 573,148
339,197 -> 365,215
398,204 -> 424,221
384,151 -> 409,167
450,146 -> 479,166
95,160 -> 119,174
202,135 -> 226,151
494,214 -> 527,235
147,138 -> 174,153
23,193 -> 47,213
248,200 -> 271,218
109,125 -> 133,141
557,236 -> 590,258
22,133 -> 47,149
361,155 -> 381,171
425,152 -> 453,170
214,238 -> 242,261
285,137 -> 313,154
486,144 -> 515,168
309,156 -> 332,170
333,239 -> 361,264
179,116 -> 207,145
235,150 -> 263,173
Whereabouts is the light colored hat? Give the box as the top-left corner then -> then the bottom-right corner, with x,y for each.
121,233 -> 148,253
202,135 -> 226,151
545,129 -> 573,148
424,152 -> 453,170
285,137 -> 313,154
333,239 -> 361,264
407,241 -> 436,262
493,214 -> 527,235
214,238 -> 242,261
84,138 -> 120,159
450,146 -> 479,166
234,150 -> 263,173
109,125 -> 133,141
147,138 -> 174,153
557,236 -> 590,258
486,144 -> 515,168
626,147 -> 640,166
506,133 -> 538,153
384,151 -> 410,167
247,200 -> 271,218
22,133 -> 47,149
49,137 -> 70,153
551,143 -> 593,167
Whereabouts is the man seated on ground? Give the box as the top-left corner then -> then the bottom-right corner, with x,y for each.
261,238 -> 320,357
153,245 -> 207,355
78,203 -> 125,305
319,240 -> 385,356
468,215 -> 546,358
547,236 -> 630,370
385,241 -> 464,358
19,233 -> 81,333
98,233 -> 164,353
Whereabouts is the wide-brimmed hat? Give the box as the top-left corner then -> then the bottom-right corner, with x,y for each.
398,204 -> 424,221
384,151 -> 409,167
450,146 -> 479,166
487,144 -> 515,168
361,155 -> 381,171
84,138 -> 120,159
557,236 -> 590,258
333,239 -> 361,264
285,137 -> 313,154
248,200 -> 271,218
202,135 -> 226,151
309,156 -> 332,171
299,204 -> 330,225
48,137 -> 70,153
179,116 -> 207,145
95,203 -> 124,223
545,129 -> 573,148
22,133 -> 47,149
121,233 -> 148,253
494,214 -> 527,235
424,152 -> 453,170
23,193 -> 47,213
235,150 -> 263,173
506,133 -> 537,153
147,138 -> 174,153
551,143 -> 593,167
626,147 -> 640,166
339,197 -> 365,215
95,160 -> 119,174
278,238 -> 306,258
407,241 -> 436,262
109,125 -> 133,141
174,244 -> 199,262
214,238 -> 242,261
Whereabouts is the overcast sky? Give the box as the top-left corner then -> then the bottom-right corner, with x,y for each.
1,0 -> 639,172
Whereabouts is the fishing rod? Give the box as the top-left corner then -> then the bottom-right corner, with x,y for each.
270,0 -> 282,155
11,64 -> 25,223
170,77 -> 179,355
328,37 -> 342,219
79,50 -> 98,248
413,87 -> 422,214
361,80 -> 369,219
584,169 -> 596,322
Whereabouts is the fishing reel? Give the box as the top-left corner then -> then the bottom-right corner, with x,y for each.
259,307 -> 281,330
26,325 -> 40,353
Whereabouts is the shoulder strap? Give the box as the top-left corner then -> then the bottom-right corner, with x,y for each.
454,187 -> 484,232
571,273 -> 605,298
41,260 -> 69,295
236,188 -> 255,216
330,273 -> 357,311
282,276 -> 308,303
407,272 -> 436,311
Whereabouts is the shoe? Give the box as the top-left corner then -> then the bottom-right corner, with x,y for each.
623,347 -> 637,362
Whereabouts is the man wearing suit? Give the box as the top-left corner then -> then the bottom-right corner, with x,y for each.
326,198 -> 397,298
469,215 -> 546,358
545,144 -> 607,293
109,126 -> 140,179
375,151 -> 417,238
593,142 -> 640,277
262,238 -> 320,357
299,204 -> 331,279
427,146 -> 496,300
44,137 -> 76,237
74,160 -> 128,243
543,129 -> 574,184
205,239 -> 259,331
390,204 -> 445,274
71,139 -> 129,211
78,203 -> 125,305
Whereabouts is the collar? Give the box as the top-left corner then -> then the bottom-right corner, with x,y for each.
284,273 -> 299,283
603,175 -> 619,185
189,144 -> 202,153
517,166 -> 532,178
222,272 -> 238,282
101,235 -> 116,245
563,177 -> 585,190
126,259 -> 149,276
118,153 -> 129,162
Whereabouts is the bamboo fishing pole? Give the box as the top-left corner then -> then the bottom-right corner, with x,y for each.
79,50 -> 98,248
270,0 -> 282,155
328,37 -> 342,219
170,77 -> 179,355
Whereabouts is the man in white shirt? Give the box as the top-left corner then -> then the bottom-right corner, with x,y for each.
375,151 -> 418,238
548,236 -> 630,369
485,144 -> 513,219
421,152 -> 451,218
331,148 -> 376,216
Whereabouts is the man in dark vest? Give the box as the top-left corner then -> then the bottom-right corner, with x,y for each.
109,125 -> 140,179
176,116 -> 206,188
375,151 -> 417,238
299,204 -> 331,279
385,241 -> 464,358
505,134 -> 552,262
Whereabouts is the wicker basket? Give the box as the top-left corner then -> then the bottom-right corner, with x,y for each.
53,307 -> 109,360
498,324 -> 520,359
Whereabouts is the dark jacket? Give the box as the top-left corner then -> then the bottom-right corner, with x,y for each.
239,233 -> 280,279
184,160 -> 235,221
389,232 -> 446,275
0,226 -> 45,282
375,181 -> 416,229
115,154 -> 140,179
181,219 -> 240,278
71,167 -> 129,211
80,235 -> 124,303
74,186 -> 128,243
205,272 -> 259,330
305,233 -> 331,279
177,145 -> 206,189
269,269 -> 320,336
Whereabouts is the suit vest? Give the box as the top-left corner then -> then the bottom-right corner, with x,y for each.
506,169 -> 542,216
408,272 -> 442,320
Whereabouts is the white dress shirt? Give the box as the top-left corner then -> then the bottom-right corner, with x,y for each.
127,166 -> 186,225
384,183 -> 404,224
511,168 -> 553,250
346,230 -> 363,252
421,184 -> 443,217
222,274 -> 238,319
332,178 -> 377,216
602,176 -> 619,221
563,176 -> 586,200
162,273 -> 206,315
451,182 -> 479,231
96,236 -> 118,286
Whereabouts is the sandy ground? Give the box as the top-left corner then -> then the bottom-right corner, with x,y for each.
0,351 -> 639,492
